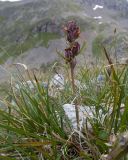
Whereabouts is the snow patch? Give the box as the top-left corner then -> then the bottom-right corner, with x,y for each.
93,5 -> 104,10
93,16 -> 102,19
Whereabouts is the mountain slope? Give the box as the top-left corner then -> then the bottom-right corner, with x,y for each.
0,0 -> 127,71
0,0 -> 85,63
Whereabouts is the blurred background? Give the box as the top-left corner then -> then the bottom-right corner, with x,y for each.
0,0 -> 127,81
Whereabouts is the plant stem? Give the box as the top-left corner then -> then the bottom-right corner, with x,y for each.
70,63 -> 75,93
70,63 -> 80,130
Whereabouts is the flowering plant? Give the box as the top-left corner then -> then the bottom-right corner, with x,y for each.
64,21 -> 80,69
64,21 -> 81,129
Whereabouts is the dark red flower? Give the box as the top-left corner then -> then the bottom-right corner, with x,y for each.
64,21 -> 80,42
72,42 -> 80,57
65,42 -> 80,63
65,48 -> 73,62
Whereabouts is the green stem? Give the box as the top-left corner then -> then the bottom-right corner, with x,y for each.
70,63 -> 79,130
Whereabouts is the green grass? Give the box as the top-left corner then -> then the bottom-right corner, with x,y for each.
92,34 -> 104,58
0,59 -> 128,159
98,23 -> 110,33
0,27 -> 128,159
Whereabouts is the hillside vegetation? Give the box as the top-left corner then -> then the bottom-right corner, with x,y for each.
0,0 -> 128,70
0,17 -> 128,159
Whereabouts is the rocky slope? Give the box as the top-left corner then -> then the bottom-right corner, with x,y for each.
0,0 -> 84,62
80,0 -> 128,17
0,0 -> 127,77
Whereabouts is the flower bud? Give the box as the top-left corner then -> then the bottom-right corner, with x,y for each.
64,21 -> 80,42
72,42 -> 80,57
65,48 -> 73,62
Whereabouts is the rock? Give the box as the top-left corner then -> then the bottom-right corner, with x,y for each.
14,80 -> 35,90
118,57 -> 128,65
74,80 -> 87,90
63,103 -> 125,130
50,75 -> 87,91
32,21 -> 60,35
14,80 -> 47,91
50,74 -> 64,89
63,104 -> 94,130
